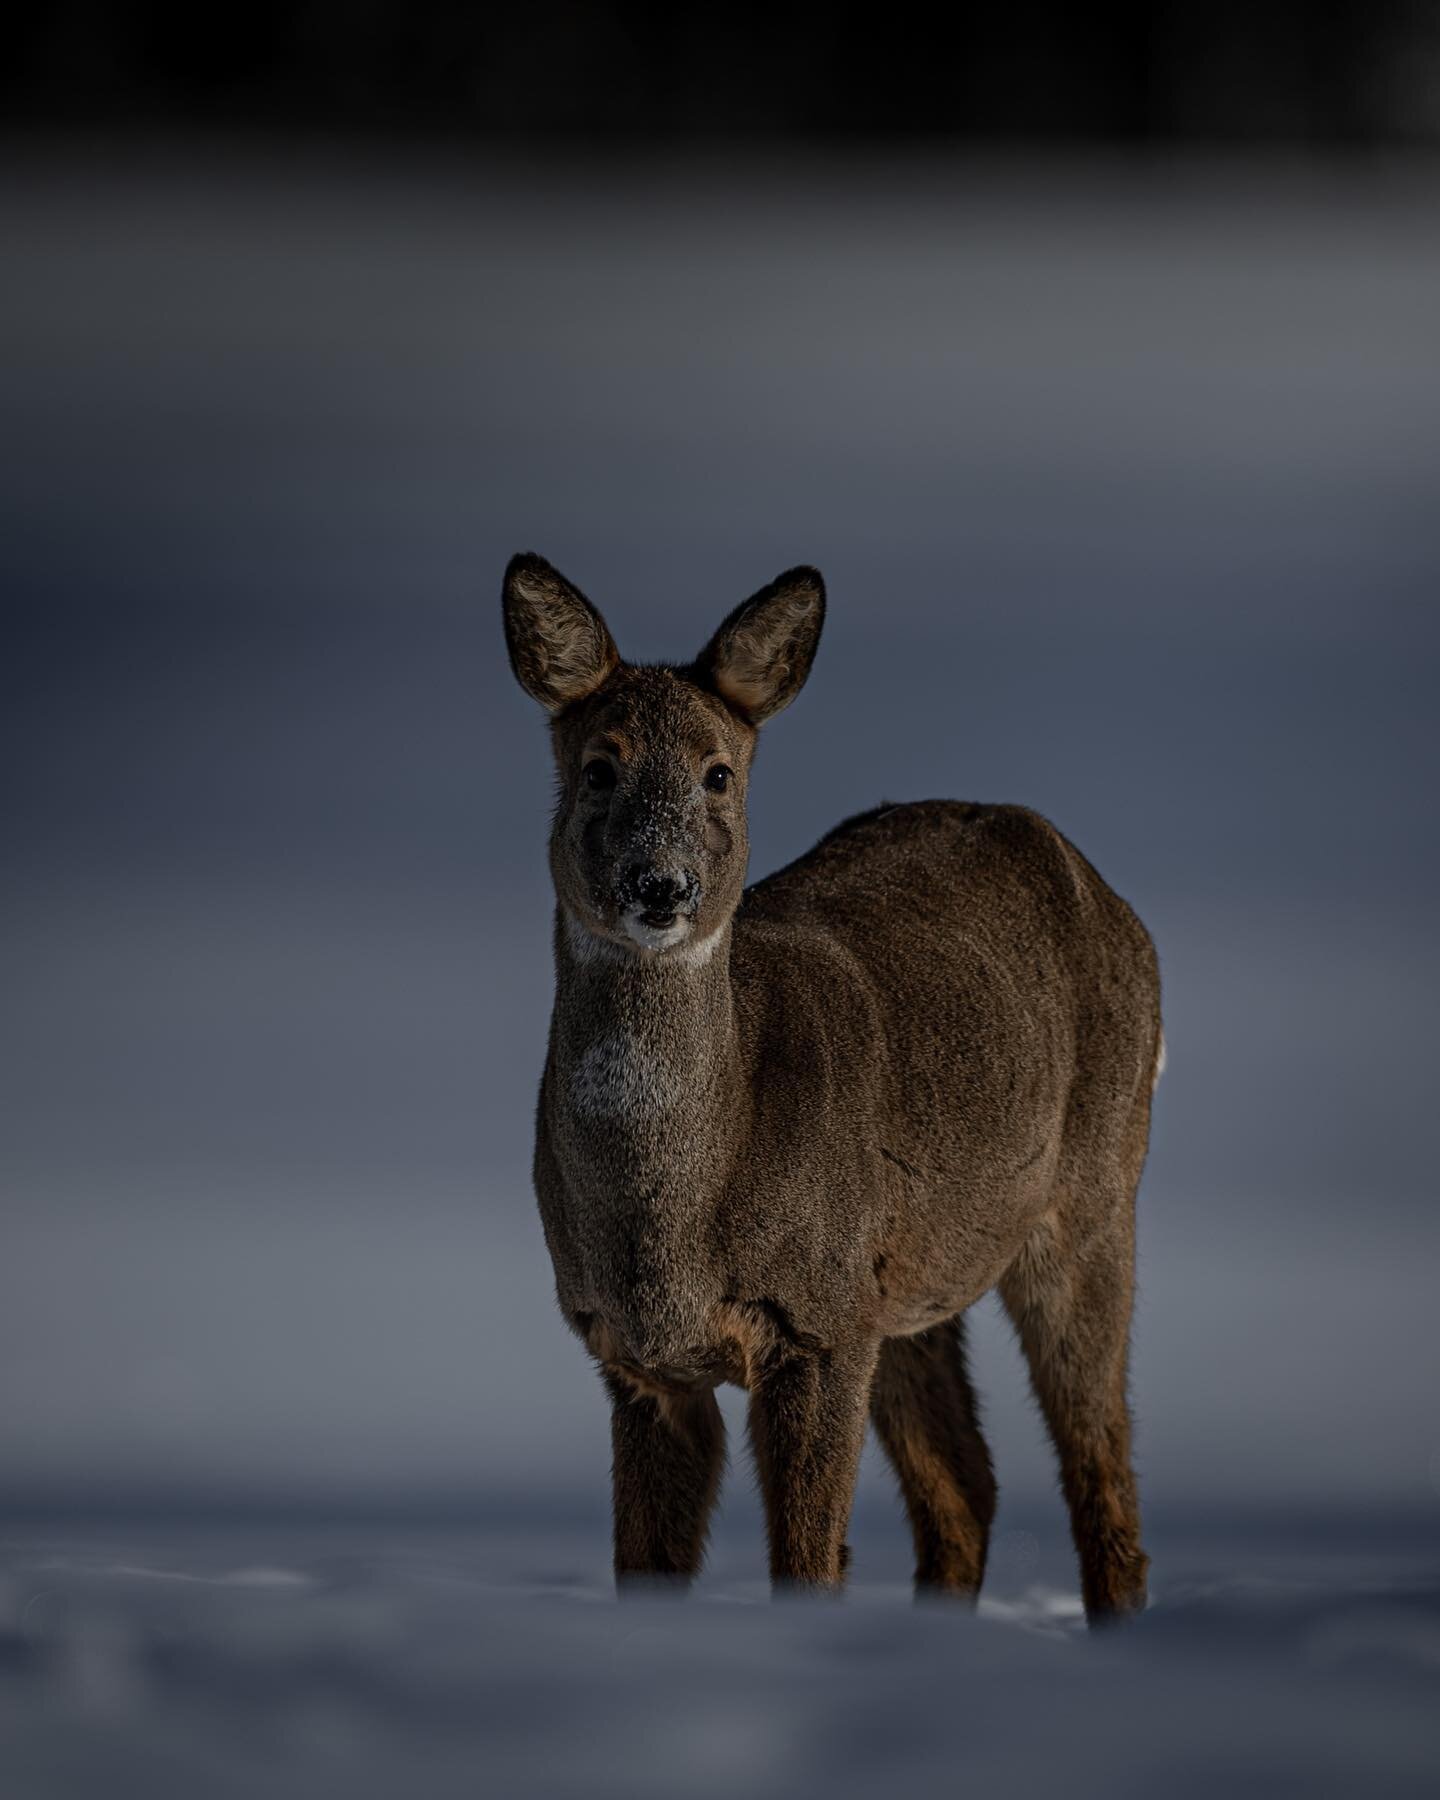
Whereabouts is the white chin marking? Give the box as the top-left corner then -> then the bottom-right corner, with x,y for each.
564,908 -> 721,967
622,913 -> 693,953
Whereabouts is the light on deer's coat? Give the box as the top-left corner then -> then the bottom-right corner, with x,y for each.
503,552 -> 1161,1624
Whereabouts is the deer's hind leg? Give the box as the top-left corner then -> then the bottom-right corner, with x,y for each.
871,1318 -> 997,1599
1000,1204 -> 1149,1625
605,1372 -> 725,1588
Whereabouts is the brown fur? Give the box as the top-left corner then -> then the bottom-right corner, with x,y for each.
503,553 -> 1161,1621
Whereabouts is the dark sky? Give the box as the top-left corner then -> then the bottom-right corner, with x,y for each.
2,146 -> 1437,1516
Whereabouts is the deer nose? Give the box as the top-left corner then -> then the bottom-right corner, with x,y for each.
626,866 -> 697,919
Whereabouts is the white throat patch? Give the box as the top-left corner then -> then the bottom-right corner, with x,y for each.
568,1031 -> 685,1122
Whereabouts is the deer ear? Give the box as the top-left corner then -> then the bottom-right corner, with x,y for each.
502,553 -> 619,714
696,566 -> 826,725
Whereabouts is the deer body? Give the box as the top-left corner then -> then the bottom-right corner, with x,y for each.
505,557 -> 1159,1621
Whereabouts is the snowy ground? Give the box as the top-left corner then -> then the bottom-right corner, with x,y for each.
2,1509 -> 1437,1797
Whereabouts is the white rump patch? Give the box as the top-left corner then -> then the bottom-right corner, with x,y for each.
1152,1028 -> 1167,1090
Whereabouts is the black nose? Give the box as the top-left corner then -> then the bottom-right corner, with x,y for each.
625,866 -> 696,919
634,869 -> 685,911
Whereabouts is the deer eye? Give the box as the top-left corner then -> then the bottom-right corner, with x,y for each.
584,760 -> 616,792
703,764 -> 733,794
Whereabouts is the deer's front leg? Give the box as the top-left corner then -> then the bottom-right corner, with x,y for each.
747,1338 -> 879,1590
605,1372 -> 725,1588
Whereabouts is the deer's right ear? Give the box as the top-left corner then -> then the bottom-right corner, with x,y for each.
502,553 -> 620,714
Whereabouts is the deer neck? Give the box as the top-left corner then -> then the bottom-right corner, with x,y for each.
550,908 -> 743,1188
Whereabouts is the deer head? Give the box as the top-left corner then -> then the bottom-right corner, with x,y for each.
503,553 -> 825,958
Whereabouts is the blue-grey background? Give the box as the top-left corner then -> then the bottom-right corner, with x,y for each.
3,147 -> 1438,1531
11,11 -> 1440,1787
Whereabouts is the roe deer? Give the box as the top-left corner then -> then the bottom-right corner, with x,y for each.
503,553 -> 1162,1623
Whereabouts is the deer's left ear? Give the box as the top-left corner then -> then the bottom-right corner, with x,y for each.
695,566 -> 825,725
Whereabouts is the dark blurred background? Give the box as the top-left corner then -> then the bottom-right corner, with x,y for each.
7,2 -> 1440,145
2,5 -> 1437,1542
